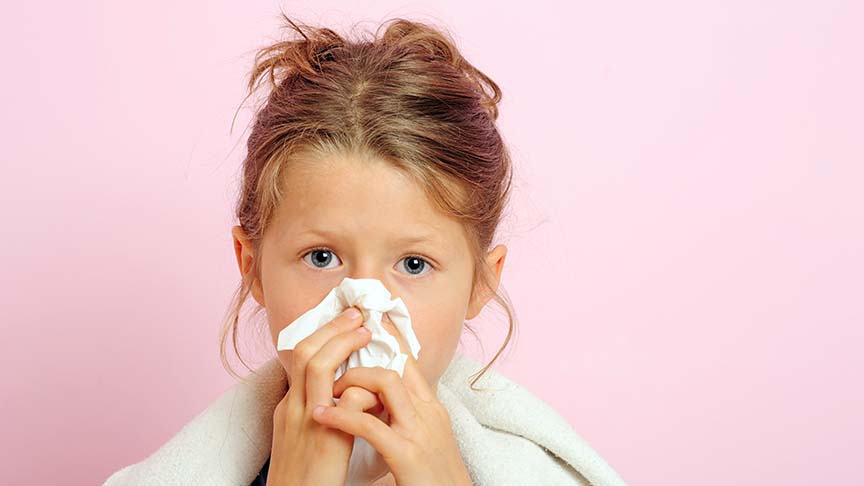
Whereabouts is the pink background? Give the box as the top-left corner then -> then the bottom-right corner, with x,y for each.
2,1 -> 862,485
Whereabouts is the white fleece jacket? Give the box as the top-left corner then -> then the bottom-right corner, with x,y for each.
102,352 -> 627,486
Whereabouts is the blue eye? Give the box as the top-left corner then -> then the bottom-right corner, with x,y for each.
301,247 -> 434,277
303,248 -> 342,269
400,255 -> 431,276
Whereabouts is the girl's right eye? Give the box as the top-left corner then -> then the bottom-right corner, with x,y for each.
302,248 -> 342,270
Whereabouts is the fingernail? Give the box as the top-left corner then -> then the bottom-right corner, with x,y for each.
356,326 -> 370,335
344,307 -> 361,321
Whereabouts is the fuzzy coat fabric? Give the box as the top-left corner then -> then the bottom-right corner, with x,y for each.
102,352 -> 627,486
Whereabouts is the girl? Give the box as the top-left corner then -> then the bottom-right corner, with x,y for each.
103,14 -> 627,486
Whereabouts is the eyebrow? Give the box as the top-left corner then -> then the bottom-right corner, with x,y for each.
297,228 -> 439,245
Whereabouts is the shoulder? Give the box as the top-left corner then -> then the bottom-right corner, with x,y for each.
102,360 -> 287,486
436,353 -> 627,486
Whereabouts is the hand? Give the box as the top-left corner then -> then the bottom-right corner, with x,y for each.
311,352 -> 473,486
265,306 -> 385,486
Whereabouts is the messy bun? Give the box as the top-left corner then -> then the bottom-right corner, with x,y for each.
246,15 -> 501,120
222,13 -> 516,389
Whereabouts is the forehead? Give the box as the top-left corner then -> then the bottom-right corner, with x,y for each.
271,153 -> 466,246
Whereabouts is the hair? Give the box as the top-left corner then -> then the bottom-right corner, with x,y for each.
220,12 -> 517,390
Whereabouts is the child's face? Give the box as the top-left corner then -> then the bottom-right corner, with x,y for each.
233,153 -> 506,393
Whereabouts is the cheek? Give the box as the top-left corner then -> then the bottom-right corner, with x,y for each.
265,278 -> 338,338
401,301 -> 465,384
264,283 -> 336,378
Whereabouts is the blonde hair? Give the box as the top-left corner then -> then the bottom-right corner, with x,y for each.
221,12 -> 517,389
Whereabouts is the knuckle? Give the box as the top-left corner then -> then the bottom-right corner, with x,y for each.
305,357 -> 329,377
274,394 -> 302,426
338,387 -> 367,409
292,343 -> 314,365
385,369 -> 401,385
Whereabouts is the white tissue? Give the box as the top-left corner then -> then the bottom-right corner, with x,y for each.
276,276 -> 421,381
275,277 -> 422,485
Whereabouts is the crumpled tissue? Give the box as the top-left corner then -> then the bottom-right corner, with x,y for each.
276,276 -> 422,380
275,276 -> 422,486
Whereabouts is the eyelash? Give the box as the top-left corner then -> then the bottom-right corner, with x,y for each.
301,246 -> 437,278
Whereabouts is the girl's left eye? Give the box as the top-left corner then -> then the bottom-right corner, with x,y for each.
399,255 -> 433,277
301,248 -> 434,277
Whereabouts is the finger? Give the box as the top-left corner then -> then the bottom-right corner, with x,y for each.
305,323 -> 373,408
286,306 -> 364,407
335,385 -> 384,415
381,314 -> 433,402
312,406 -> 407,462
332,367 -> 418,428
401,351 -> 435,403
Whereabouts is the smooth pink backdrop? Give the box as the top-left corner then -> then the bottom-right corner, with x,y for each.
2,1 -> 862,485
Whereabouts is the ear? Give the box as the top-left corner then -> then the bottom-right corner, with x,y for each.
466,244 -> 507,320
231,225 -> 266,307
